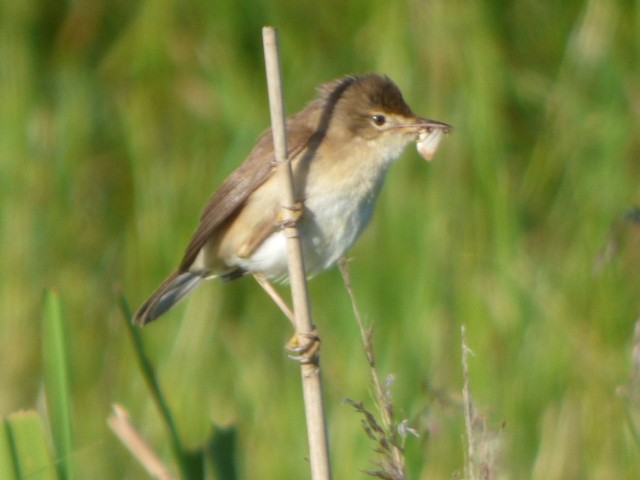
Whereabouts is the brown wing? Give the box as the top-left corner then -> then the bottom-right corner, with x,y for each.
178,120 -> 315,272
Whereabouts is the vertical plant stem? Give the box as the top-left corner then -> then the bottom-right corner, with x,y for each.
262,26 -> 332,480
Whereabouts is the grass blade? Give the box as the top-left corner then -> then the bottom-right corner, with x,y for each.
4,410 -> 58,480
205,424 -> 238,480
41,290 -> 76,480
0,418 -> 19,480
117,293 -> 198,479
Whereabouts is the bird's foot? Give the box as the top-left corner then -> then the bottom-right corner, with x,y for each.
278,201 -> 304,228
286,328 -> 320,364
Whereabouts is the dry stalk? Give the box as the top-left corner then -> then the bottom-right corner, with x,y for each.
461,325 -> 477,480
339,259 -> 408,480
460,326 -> 501,480
617,318 -> 640,449
108,404 -> 175,480
262,26 -> 332,480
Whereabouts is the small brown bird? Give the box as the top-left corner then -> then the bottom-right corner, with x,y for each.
134,74 -> 451,325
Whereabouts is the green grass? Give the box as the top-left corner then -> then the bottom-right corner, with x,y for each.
2,0 -> 640,478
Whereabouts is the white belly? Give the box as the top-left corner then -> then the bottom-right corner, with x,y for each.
233,168 -> 387,280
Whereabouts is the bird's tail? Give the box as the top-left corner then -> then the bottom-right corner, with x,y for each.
134,270 -> 208,325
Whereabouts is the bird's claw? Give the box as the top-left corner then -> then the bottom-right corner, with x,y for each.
286,328 -> 320,364
278,202 -> 304,229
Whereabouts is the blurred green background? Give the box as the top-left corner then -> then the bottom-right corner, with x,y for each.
2,0 -> 640,478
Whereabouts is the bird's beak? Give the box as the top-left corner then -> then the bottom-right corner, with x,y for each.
413,117 -> 453,135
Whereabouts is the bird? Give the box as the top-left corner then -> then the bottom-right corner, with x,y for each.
134,73 -> 451,326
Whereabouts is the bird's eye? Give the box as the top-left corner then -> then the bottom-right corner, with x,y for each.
371,114 -> 386,127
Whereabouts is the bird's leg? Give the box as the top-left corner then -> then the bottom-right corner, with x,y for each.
252,273 -> 295,326
277,201 -> 304,229
236,202 -> 302,259
236,222 -> 278,259
252,272 -> 320,364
